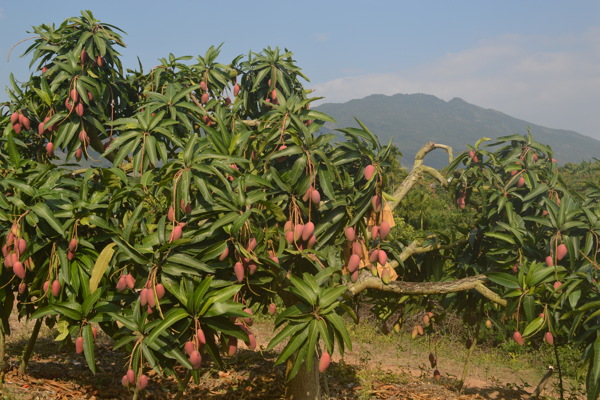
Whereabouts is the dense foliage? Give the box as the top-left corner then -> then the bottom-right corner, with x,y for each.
1,11 -> 600,400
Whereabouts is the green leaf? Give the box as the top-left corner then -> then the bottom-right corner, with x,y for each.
82,324 -> 96,373
89,243 -> 116,294
31,203 -> 64,236
486,272 -> 521,289
167,253 -> 215,273
145,308 -> 189,346
522,316 -> 544,337
289,275 -> 317,306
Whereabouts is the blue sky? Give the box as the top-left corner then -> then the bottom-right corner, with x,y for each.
1,1 -> 599,140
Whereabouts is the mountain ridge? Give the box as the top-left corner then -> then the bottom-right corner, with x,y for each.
315,93 -> 600,169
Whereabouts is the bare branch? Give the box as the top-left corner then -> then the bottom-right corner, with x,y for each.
388,142 -> 453,210
346,273 -> 507,307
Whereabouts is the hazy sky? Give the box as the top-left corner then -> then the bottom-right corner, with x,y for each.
1,1 -> 599,139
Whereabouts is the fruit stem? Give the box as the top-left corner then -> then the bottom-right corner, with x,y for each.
18,317 -> 43,374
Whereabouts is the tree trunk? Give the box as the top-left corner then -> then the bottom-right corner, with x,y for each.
285,356 -> 321,400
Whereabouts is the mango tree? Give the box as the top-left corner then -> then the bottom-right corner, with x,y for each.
1,10 -> 599,400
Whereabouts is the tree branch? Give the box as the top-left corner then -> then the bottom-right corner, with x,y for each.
346,273 -> 507,306
388,142 -> 453,211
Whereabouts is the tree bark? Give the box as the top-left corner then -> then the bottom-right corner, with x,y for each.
285,356 -> 321,400
347,273 -> 507,307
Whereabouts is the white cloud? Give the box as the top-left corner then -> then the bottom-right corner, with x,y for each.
311,28 -> 600,139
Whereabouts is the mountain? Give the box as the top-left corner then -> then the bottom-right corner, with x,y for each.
315,93 -> 600,169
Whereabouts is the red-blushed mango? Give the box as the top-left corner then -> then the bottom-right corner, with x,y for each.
344,227 -> 355,242
200,81 -> 208,92
369,249 -> 379,263
234,262 -> 244,282
351,241 -> 362,257
544,331 -> 554,345
46,142 -> 55,157
197,328 -> 206,345
423,314 -> 430,327
513,331 -> 524,346
307,234 -> 317,249
228,336 -> 238,356
18,282 -> 27,294
247,263 -> 258,275
92,326 -> 97,341
417,325 -> 424,335
43,280 -> 50,293
75,147 -> 83,161
284,220 -> 293,233
13,261 -> 25,279
10,113 -> 19,125
302,222 -> 315,241
379,222 -> 391,240
127,369 -> 135,384
378,250 -> 387,266
184,340 -> 195,356
219,246 -> 229,261
318,351 -> 331,373
17,238 -> 26,255
20,115 -> 31,130
12,123 -> 22,134
247,237 -> 257,252
556,243 -> 567,261
170,225 -> 183,242
270,89 -> 277,101
553,281 -> 562,290
155,283 -> 165,299
310,189 -> 321,205
136,374 -> 148,390
371,225 -> 379,239
411,326 -> 418,339
201,93 -> 209,104
243,308 -> 254,326
247,333 -> 257,350
75,336 -> 84,354
545,256 -> 553,266
147,290 -> 156,308
70,89 -> 79,103
167,205 -> 175,222
51,280 -> 61,297
80,49 -> 88,64
140,288 -> 149,306
347,254 -> 360,273
268,302 -> 277,315
350,269 -> 359,283
116,275 -> 127,292
371,195 -> 382,212
189,350 -> 202,369
285,230 -> 294,245
302,187 -> 312,202
294,224 -> 304,242
233,84 -> 240,96
68,238 -> 78,253
485,319 -> 493,329
121,375 -> 129,387
76,103 -> 84,117
517,176 -> 525,188
364,164 -> 375,180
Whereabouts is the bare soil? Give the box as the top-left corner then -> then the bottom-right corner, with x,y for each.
0,310 -> 583,400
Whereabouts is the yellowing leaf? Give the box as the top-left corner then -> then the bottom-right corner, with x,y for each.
89,243 -> 116,294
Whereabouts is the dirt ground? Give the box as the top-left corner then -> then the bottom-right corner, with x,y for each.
0,310 -> 582,400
